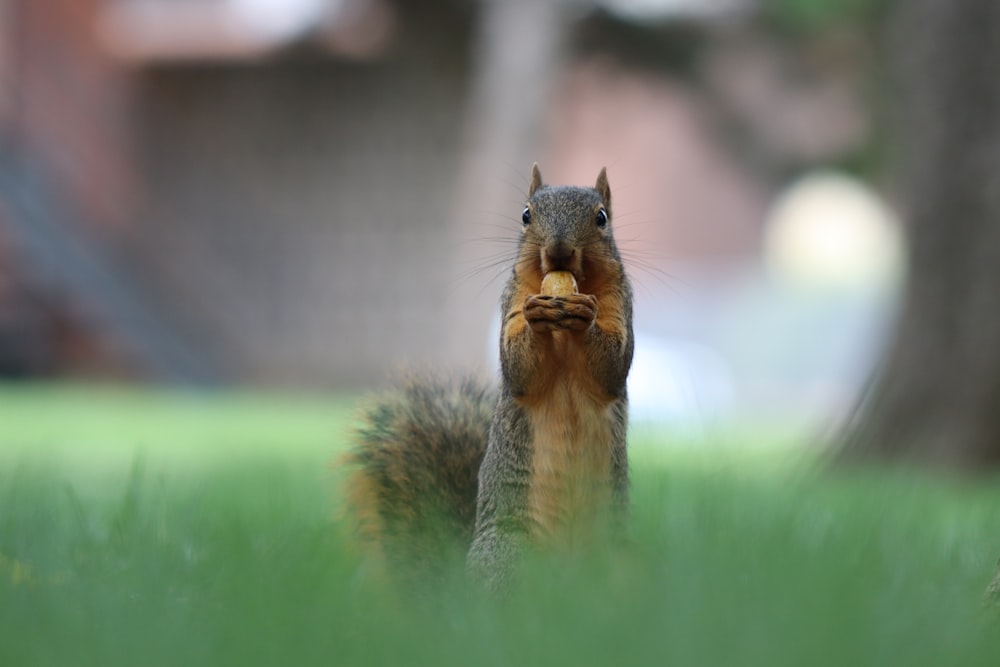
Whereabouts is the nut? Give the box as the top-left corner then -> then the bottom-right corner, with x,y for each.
540,271 -> 578,297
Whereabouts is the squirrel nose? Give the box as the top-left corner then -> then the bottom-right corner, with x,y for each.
544,240 -> 575,270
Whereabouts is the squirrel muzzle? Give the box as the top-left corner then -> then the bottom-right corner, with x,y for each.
541,239 -> 580,275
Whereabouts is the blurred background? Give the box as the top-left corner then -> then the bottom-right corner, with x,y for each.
0,0 -> 904,432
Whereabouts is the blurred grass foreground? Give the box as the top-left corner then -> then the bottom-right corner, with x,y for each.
1,383 -> 999,667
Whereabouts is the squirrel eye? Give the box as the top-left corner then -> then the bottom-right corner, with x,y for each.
596,207 -> 608,228
522,206 -> 531,225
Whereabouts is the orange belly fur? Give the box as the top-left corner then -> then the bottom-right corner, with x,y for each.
524,336 -> 616,547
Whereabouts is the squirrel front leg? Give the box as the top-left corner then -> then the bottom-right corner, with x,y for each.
502,292 -> 600,395
523,294 -> 597,333
583,316 -> 633,398
499,305 -> 545,396
522,292 -> 632,399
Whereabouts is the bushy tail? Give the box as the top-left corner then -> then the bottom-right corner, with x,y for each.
343,375 -> 495,586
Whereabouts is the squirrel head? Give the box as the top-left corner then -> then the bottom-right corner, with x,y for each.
517,163 -> 622,290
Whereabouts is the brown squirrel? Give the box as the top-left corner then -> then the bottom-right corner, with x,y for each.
345,164 -> 634,592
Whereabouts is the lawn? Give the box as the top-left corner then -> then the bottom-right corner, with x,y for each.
1,383 -> 998,666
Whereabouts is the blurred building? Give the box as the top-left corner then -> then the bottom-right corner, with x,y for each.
0,0 -> 885,412
1,0 -> 476,386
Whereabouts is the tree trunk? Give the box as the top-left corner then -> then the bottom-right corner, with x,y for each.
840,0 -> 1000,468
446,0 -> 573,370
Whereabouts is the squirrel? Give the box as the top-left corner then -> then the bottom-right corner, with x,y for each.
344,164 -> 634,592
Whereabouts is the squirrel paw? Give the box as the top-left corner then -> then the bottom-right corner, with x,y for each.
524,294 -> 597,333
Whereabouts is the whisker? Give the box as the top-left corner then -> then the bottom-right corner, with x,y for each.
476,208 -> 519,218
444,258 -> 513,302
498,160 -> 532,190
454,258 -> 515,285
495,178 -> 530,202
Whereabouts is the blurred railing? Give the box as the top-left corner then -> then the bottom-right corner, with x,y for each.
0,148 -> 224,385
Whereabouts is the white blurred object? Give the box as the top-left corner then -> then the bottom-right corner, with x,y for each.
599,0 -> 750,21
763,171 -> 905,294
98,0 -> 393,62
229,0 -> 337,41
487,316 -> 734,427
627,332 -> 734,426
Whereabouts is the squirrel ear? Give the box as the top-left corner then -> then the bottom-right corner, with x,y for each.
595,167 -> 611,206
529,163 -> 543,197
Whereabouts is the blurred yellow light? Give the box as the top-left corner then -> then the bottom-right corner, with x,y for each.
763,171 -> 905,293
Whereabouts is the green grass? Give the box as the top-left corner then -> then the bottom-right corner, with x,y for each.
1,383 -> 999,666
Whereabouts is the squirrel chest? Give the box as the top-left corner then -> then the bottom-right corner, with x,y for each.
517,329 -> 619,545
